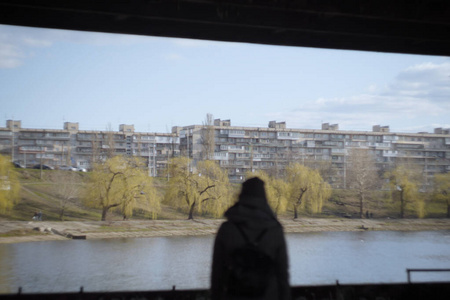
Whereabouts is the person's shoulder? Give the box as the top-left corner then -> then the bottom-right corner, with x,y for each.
219,220 -> 236,231
266,221 -> 285,235
215,221 -> 239,241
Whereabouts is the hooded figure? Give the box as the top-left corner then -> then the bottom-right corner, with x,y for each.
211,177 -> 291,300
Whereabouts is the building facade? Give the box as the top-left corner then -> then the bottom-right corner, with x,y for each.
174,119 -> 450,185
0,121 -> 179,176
1,119 -> 449,185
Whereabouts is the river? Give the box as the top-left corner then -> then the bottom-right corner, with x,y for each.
1,230 -> 449,294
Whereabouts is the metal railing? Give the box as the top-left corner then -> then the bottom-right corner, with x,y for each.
407,268 -> 450,283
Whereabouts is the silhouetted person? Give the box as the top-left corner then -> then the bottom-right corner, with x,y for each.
211,177 -> 291,300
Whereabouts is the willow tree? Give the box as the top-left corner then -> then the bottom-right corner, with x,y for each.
286,163 -> 331,218
246,170 -> 288,216
433,173 -> 450,218
0,155 -> 20,213
385,165 -> 423,218
196,160 -> 231,217
164,157 -> 230,219
346,148 -> 380,218
84,155 -> 160,221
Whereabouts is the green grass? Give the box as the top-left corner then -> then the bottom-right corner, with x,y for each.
1,168 -> 448,222
425,199 -> 449,218
0,229 -> 46,238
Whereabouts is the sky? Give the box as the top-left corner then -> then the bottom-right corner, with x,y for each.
1,24 -> 449,134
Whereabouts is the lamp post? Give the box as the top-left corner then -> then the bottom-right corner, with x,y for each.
10,126 -> 15,163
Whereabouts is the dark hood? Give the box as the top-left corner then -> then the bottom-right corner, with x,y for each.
224,177 -> 280,229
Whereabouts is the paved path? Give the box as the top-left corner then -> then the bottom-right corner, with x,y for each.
1,218 -> 450,244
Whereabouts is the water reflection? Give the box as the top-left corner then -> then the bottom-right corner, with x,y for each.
0,246 -> 15,294
0,231 -> 449,294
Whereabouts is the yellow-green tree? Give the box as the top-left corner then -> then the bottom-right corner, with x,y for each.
164,157 -> 231,219
385,165 -> 424,218
246,170 -> 288,216
433,173 -> 450,218
84,155 -> 160,221
0,155 -> 20,213
285,163 -> 331,218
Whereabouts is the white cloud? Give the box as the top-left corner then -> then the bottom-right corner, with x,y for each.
0,43 -> 23,68
22,37 -> 53,47
368,84 -> 378,93
271,61 -> 450,133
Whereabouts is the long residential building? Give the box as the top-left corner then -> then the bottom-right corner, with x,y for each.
0,120 -> 179,177
173,119 -> 450,186
1,119 -> 449,186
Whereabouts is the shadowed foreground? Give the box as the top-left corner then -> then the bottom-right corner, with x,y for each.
1,282 -> 450,300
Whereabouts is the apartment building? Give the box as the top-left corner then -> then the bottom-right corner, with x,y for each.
1,119 -> 449,185
174,119 -> 450,185
0,121 -> 179,176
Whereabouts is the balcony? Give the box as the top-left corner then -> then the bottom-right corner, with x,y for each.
44,135 -> 70,140
375,142 -> 391,149
228,130 -> 245,138
213,152 -> 228,160
382,151 -> 398,157
331,149 -> 346,155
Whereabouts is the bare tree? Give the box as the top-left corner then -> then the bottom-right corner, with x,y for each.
200,113 -> 215,160
53,171 -> 81,220
105,123 -> 116,159
346,148 -> 381,218
90,133 -> 102,166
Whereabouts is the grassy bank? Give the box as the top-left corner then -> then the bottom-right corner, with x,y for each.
1,169 -> 449,223
1,218 -> 450,244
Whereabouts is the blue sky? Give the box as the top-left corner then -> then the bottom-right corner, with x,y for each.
1,24 -> 449,134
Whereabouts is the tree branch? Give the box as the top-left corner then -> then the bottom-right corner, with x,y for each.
200,185 -> 215,196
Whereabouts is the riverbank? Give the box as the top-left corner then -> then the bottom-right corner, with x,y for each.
1,218 -> 450,244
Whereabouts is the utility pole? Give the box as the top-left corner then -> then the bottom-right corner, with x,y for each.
187,129 -> 190,173
11,126 -> 14,162
249,144 -> 254,172
40,146 -> 44,179
153,134 -> 156,177
343,149 -> 347,189
167,149 -> 170,182
148,143 -> 152,177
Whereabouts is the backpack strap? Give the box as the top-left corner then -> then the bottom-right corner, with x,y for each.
233,222 -> 268,245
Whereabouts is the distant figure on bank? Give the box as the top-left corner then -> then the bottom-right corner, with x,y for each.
211,177 -> 291,300
32,211 -> 42,221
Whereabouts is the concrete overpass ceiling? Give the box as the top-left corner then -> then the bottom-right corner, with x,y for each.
0,0 -> 450,56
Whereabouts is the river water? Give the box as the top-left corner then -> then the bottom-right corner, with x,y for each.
1,230 -> 449,294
